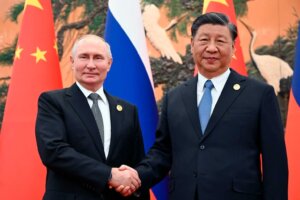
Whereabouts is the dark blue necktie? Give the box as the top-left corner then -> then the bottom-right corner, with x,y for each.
199,80 -> 214,134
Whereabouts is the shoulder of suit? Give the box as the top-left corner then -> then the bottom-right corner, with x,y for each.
40,87 -> 68,98
244,76 -> 273,89
167,77 -> 197,94
230,69 -> 272,90
37,88 -> 69,107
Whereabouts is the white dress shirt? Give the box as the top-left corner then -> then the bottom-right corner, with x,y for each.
197,68 -> 231,115
76,82 -> 111,158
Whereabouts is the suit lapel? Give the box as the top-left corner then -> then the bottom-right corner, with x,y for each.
180,77 -> 202,139
201,70 -> 247,140
66,84 -> 106,159
105,92 -> 123,162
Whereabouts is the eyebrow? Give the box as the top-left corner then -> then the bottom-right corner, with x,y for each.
78,52 -> 105,56
198,33 -> 228,38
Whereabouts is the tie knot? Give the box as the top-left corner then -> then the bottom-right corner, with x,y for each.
204,80 -> 214,90
88,93 -> 100,101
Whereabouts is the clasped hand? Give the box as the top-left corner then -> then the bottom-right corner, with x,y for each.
108,165 -> 141,197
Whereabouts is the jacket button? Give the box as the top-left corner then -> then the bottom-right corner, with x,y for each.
200,145 -> 205,150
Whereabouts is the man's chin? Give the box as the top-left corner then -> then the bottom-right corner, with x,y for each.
81,79 -> 100,86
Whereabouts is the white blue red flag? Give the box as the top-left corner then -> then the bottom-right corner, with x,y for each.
104,1 -> 168,199
285,22 -> 300,200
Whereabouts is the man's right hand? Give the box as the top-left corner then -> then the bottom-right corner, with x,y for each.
108,166 -> 141,196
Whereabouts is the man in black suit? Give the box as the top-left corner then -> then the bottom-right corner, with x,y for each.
35,34 -> 148,200
121,12 -> 288,200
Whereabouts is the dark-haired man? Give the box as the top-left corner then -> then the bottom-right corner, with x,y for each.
121,12 -> 288,200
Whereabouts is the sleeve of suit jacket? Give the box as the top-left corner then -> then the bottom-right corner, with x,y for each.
136,92 -> 172,189
259,86 -> 288,200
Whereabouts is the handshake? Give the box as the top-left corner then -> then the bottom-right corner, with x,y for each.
108,165 -> 141,197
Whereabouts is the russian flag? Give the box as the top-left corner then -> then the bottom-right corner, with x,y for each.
104,1 -> 168,199
285,22 -> 300,200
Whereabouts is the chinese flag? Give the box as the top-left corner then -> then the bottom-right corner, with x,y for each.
285,22 -> 300,200
0,0 -> 62,199
195,0 -> 247,76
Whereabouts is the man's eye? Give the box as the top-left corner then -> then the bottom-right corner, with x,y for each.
197,38 -> 208,45
95,56 -> 103,60
79,55 -> 88,59
199,38 -> 208,41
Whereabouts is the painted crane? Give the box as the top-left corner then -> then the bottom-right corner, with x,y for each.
142,4 -> 183,64
240,19 -> 293,94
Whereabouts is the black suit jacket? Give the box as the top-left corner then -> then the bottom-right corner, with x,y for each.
136,70 -> 288,200
36,83 -> 149,200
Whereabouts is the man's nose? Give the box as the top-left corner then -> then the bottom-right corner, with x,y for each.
206,41 -> 218,52
86,58 -> 96,68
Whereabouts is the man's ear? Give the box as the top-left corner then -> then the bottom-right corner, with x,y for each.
70,56 -> 75,70
232,43 -> 236,57
107,58 -> 113,72
70,56 -> 74,64
191,38 -> 194,54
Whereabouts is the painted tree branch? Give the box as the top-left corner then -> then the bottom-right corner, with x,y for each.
56,3 -> 107,59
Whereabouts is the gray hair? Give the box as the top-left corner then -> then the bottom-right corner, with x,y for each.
71,34 -> 112,59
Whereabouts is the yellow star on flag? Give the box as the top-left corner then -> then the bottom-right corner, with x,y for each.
203,0 -> 228,13
25,0 -> 43,10
31,47 -> 47,63
15,46 -> 23,60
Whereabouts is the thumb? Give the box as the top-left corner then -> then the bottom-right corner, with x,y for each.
118,165 -> 129,171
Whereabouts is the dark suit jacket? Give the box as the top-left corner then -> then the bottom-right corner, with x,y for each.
36,83 -> 149,200
136,69 -> 288,200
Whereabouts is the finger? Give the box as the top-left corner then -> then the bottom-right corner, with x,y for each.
129,168 -> 138,175
120,165 -> 136,174
120,186 -> 132,196
130,183 -> 137,192
130,177 -> 141,189
129,173 -> 141,187
121,189 -> 133,197
118,165 -> 128,171
115,185 -> 125,193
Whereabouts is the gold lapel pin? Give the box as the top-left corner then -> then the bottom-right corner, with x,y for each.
233,83 -> 241,91
116,105 -> 123,111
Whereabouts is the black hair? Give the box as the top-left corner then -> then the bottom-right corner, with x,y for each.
191,12 -> 237,41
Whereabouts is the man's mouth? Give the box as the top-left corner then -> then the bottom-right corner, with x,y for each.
204,57 -> 218,63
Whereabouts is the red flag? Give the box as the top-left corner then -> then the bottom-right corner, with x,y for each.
194,0 -> 247,76
0,0 -> 62,199
285,22 -> 300,200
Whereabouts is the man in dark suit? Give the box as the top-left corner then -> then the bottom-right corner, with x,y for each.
35,34 -> 148,200
121,12 -> 288,200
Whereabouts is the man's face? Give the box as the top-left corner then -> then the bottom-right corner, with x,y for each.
70,37 -> 112,91
191,24 -> 235,78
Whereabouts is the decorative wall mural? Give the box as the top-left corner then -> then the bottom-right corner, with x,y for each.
0,0 -> 299,128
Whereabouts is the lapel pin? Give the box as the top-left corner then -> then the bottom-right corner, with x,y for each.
116,105 -> 123,112
233,84 -> 241,91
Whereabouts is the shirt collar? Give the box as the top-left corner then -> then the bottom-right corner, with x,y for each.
197,68 -> 231,92
76,82 -> 108,105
